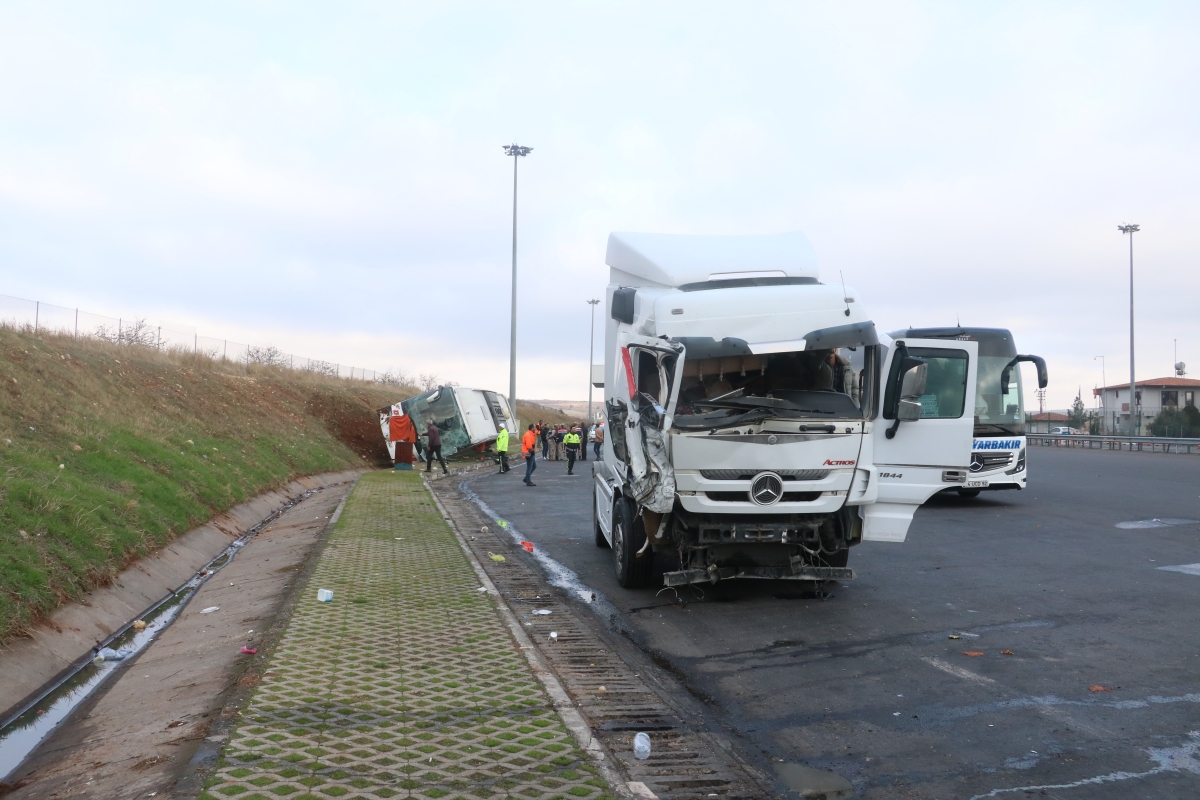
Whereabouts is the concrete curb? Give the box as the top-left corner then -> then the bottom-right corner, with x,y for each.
423,476 -> 636,799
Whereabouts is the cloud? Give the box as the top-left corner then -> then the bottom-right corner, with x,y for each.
0,1 -> 1198,405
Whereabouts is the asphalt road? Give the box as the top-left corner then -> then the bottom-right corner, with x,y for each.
470,447 -> 1200,799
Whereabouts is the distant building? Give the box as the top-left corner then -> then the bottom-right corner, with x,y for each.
1026,412 -> 1070,434
1093,377 -> 1200,434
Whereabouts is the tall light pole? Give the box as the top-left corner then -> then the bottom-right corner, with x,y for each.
503,144 -> 532,419
1118,224 -> 1139,434
587,299 -> 600,425
1094,356 -> 1105,432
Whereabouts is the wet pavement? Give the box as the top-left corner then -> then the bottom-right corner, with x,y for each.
469,447 -> 1200,798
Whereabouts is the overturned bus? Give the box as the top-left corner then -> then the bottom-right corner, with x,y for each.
380,386 -> 517,463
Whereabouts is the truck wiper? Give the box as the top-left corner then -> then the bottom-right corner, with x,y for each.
672,407 -> 774,431
976,423 -> 1020,436
693,395 -> 802,412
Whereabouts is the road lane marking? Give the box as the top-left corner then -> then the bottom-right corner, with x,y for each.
1159,563 -> 1200,576
921,656 -> 996,685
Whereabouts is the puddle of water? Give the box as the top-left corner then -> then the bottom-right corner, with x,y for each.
1114,518 -> 1199,530
0,487 -> 321,782
775,762 -> 855,798
0,582 -> 193,780
457,478 -> 632,636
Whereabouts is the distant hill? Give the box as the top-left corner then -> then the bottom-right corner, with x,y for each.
525,399 -> 597,421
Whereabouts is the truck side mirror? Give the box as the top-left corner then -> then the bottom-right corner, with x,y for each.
885,345 -> 927,439
611,288 -> 636,324
1000,355 -> 1048,394
897,399 -> 923,421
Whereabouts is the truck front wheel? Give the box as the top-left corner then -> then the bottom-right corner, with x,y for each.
613,496 -> 653,588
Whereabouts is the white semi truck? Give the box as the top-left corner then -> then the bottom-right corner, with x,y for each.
592,231 -> 983,588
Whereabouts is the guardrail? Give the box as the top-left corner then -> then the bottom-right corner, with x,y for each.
1027,433 -> 1200,455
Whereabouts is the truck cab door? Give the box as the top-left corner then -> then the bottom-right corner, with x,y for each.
863,338 -> 978,542
607,333 -> 685,513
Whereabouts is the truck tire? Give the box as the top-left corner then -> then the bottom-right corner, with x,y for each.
957,489 -> 981,498
593,486 -> 610,548
613,496 -> 653,588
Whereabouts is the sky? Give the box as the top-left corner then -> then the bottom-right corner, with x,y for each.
1,1 -> 1198,407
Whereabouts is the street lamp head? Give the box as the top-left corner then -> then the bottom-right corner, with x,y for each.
1117,223 -> 1140,234
503,144 -> 533,157
587,299 -> 600,306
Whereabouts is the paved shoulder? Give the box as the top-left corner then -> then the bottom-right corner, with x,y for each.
203,470 -> 615,800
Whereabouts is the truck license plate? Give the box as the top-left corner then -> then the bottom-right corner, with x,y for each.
965,479 -> 989,488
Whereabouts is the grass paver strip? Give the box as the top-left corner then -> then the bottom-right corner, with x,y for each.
203,470 -> 614,800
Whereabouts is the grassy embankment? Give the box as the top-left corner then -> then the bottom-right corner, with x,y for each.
0,326 -> 411,643
0,325 -> 584,643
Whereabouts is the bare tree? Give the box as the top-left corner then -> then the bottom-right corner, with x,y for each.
94,318 -> 160,348
246,345 -> 288,367
419,372 -> 440,392
307,359 -> 340,378
376,368 -> 414,388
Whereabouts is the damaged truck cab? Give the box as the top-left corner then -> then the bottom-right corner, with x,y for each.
592,232 -> 979,588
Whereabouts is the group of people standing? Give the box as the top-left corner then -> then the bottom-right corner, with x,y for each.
494,419 -> 605,487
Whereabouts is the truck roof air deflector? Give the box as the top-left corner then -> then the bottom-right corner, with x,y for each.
802,321 -> 879,350
606,231 -> 818,288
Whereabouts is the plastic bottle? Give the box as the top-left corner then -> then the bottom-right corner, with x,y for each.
633,732 -> 651,760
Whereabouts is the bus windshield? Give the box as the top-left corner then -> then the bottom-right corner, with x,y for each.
975,354 -> 1024,435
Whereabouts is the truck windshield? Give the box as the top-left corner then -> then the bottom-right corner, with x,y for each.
674,345 -> 877,428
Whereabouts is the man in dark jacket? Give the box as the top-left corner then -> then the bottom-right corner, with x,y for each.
424,420 -> 448,474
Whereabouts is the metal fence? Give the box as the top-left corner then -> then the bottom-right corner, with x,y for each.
1027,433 -> 1200,455
0,293 -> 383,382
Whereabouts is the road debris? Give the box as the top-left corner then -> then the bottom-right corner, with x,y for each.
240,646 -> 257,655
1001,649 -> 1014,655
948,634 -> 961,639
962,651 -> 984,657
1089,684 -> 1115,692
200,606 -> 220,614
316,589 -> 333,602
634,732 -> 652,760
489,552 -> 506,562
533,609 -> 552,615
132,620 -> 147,631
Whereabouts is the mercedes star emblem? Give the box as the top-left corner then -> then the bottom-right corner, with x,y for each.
750,472 -> 783,506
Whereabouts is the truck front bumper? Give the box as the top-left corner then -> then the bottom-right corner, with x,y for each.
663,564 -> 855,586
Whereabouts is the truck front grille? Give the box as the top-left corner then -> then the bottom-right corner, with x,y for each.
700,469 -> 830,481
704,491 -> 821,503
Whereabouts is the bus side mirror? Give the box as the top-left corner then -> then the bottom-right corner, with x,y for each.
1000,355 -> 1048,394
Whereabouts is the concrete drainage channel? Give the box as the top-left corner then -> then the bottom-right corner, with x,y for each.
430,476 -> 774,800
0,485 -> 328,784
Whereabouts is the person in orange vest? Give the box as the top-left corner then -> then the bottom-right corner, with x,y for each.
521,423 -> 538,486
